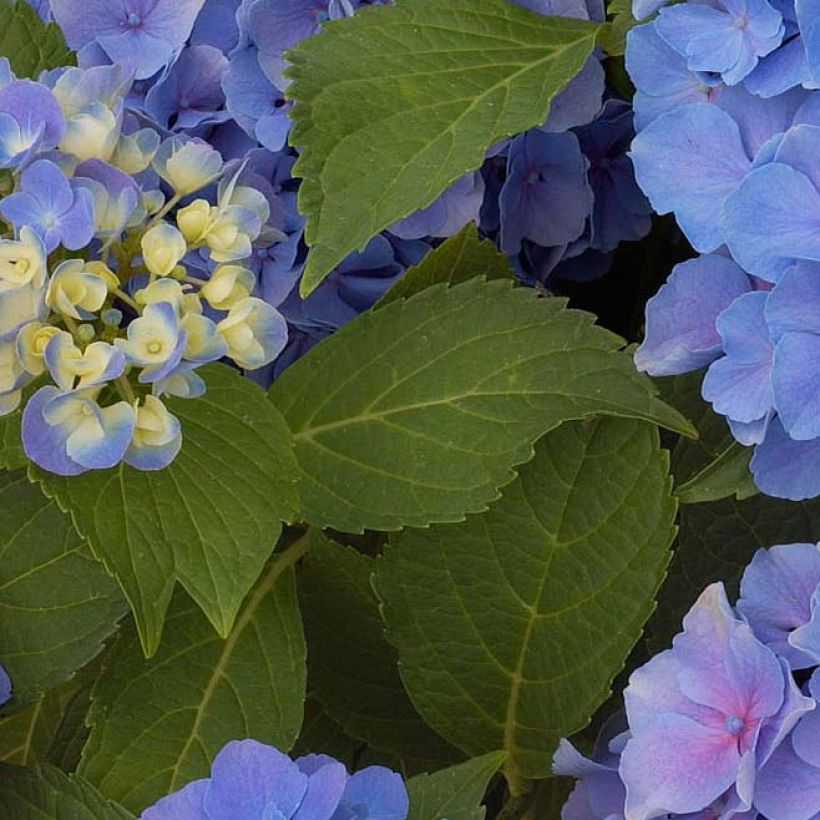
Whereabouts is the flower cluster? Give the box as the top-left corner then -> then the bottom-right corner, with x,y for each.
626,1 -> 820,500
0,58 -> 287,476
557,541 -> 820,819
141,739 -> 409,820
35,0 -> 653,384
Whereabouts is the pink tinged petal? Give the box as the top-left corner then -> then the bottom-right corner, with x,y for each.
620,713 -> 741,819
755,739 -> 820,820
630,104 -> 751,253
141,778 -> 208,820
204,739 -> 308,819
634,254 -> 752,376
721,163 -> 820,282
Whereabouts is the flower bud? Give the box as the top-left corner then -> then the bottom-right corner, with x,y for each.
217,297 -> 287,370
176,199 -> 213,244
46,259 -> 116,320
16,322 -> 60,375
201,265 -> 255,310
0,227 -> 47,292
141,224 -> 188,279
153,138 -> 223,196
60,102 -> 120,163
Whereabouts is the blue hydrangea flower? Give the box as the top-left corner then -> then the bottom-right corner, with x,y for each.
619,583 -> 812,817
499,129 -> 593,255
0,159 -> 95,253
0,79 -> 66,168
22,386 -> 136,476
737,543 -> 820,670
190,0 -> 242,54
52,0 -> 207,80
145,45 -> 230,132
635,254 -> 755,377
141,739 -> 408,820
654,0 -> 785,86
124,395 -> 182,470
117,302 -> 188,384
0,665 -> 10,706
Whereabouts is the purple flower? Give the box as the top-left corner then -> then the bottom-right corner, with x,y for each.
222,47 -> 292,152
756,670 -> 820,818
22,386 -> 136,476
390,173 -> 485,241
145,45 -> 230,132
0,665 -> 10,706
499,129 -> 592,255
0,159 -> 95,253
0,80 -> 66,168
737,543 -> 820,670
635,254 -> 754,377
619,583 -> 812,818
654,0 -> 784,86
190,0 -> 242,54
141,739 -> 408,820
51,0 -> 207,79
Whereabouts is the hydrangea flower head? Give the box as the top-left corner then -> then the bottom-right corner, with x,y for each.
619,583 -> 812,817
141,739 -> 408,820
51,0 -> 208,79
0,79 -> 66,168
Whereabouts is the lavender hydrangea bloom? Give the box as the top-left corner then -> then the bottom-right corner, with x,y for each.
0,159 -> 95,252
141,739 -> 408,820
145,45 -> 230,132
190,0 -> 242,54
619,583 -> 812,818
51,0 -> 207,79
654,0 -> 785,86
634,255 -> 754,377
0,80 -> 66,168
737,543 -> 820,670
756,669 -> 820,817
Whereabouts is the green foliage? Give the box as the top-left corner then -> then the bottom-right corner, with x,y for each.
78,545 -> 307,814
0,411 -> 25,470
271,278 -> 692,533
0,685 -> 77,766
286,0 -> 601,294
46,683 -> 94,773
375,417 -> 676,781
599,0 -> 639,57
298,531 -> 461,767
676,442 -> 757,504
0,471 -> 125,707
377,224 -> 513,307
0,764 -> 133,819
648,492 -> 820,653
0,0 -> 74,78
406,751 -> 506,820
31,365 -> 300,657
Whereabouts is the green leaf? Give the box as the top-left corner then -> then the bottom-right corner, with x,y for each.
291,700 -> 364,769
377,224 -> 512,307
0,410 -> 25,470
648,493 -> 820,653
0,471 -> 125,707
287,0 -> 601,294
0,0 -> 74,78
598,0 -> 638,57
406,751 -> 505,820
270,278 -> 693,532
46,682 -> 94,773
374,417 -> 676,780
298,531 -> 461,766
31,364 -> 300,656
676,441 -> 757,504
0,685 -> 76,766
0,765 -> 133,819
78,543 -> 307,814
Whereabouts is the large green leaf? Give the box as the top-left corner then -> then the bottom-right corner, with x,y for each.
0,765 -> 132,819
0,1 -> 74,79
0,471 -> 125,707
32,364 -> 300,656
406,751 -> 505,820
78,543 -> 307,814
648,493 -> 820,653
377,224 -> 513,307
0,411 -> 25,470
298,531 -> 461,767
0,685 -> 76,766
287,0 -> 600,294
271,278 -> 692,532
375,417 -> 676,781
